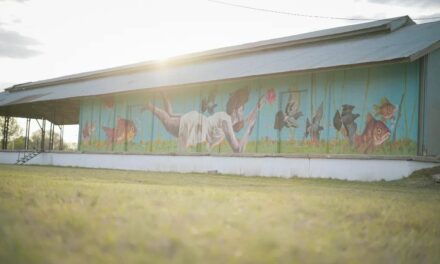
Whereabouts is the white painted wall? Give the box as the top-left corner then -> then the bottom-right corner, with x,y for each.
0,152 -> 22,164
0,152 -> 437,181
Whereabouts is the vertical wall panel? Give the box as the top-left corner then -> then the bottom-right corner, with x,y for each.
79,98 -> 95,151
424,48 -> 440,156
100,95 -> 116,152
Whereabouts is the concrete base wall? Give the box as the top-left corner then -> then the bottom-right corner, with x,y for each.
0,152 -> 438,181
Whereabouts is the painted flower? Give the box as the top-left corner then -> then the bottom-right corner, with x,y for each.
266,88 -> 276,104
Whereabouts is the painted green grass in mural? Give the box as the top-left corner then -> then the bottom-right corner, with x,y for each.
81,139 -> 417,156
1,165 -> 439,264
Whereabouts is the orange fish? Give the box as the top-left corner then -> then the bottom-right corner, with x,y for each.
374,97 -> 396,120
102,118 -> 137,144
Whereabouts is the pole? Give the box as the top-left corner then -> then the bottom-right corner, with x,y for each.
25,118 -> 31,150
1,116 -> 10,150
48,122 -> 54,151
59,125 -> 64,151
40,119 -> 46,152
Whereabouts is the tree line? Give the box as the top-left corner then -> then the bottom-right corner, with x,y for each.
1,117 -> 76,151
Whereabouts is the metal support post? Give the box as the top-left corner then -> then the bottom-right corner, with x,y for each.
25,118 -> 31,150
48,122 -> 54,151
41,119 -> 46,152
59,125 -> 64,151
36,119 -> 46,152
1,116 -> 10,150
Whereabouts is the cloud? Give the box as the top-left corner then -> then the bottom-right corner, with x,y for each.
0,26 -> 41,58
0,82 -> 13,91
412,12 -> 440,22
0,0 -> 29,2
366,0 -> 440,8
344,12 -> 440,23
345,13 -> 387,20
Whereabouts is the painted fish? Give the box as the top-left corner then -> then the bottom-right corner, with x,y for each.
102,96 -> 115,109
333,104 -> 360,145
374,97 -> 396,120
265,88 -> 276,105
82,122 -> 95,141
305,102 -> 324,143
102,118 -> 137,144
274,93 -> 303,130
355,113 -> 390,153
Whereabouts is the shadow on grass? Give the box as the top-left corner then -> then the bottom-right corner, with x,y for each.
391,166 -> 440,188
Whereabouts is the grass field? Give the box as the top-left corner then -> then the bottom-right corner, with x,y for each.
0,165 -> 439,264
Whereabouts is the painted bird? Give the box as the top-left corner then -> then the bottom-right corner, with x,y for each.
333,104 -> 360,145
274,93 -> 303,130
305,102 -> 324,143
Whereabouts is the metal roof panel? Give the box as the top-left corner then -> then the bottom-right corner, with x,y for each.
0,18 -> 439,111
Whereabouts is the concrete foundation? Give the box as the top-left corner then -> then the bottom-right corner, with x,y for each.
1,151 -> 438,181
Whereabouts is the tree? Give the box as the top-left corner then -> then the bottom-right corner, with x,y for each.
0,117 -> 22,139
1,117 -> 76,151
1,117 -> 23,149
29,130 -> 72,151
10,136 -> 26,150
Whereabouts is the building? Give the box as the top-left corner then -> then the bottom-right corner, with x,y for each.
1,16 -> 439,180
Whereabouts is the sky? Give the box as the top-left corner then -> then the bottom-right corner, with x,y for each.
1,0 -> 439,143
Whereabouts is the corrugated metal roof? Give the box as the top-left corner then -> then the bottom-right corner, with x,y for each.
0,16 -> 439,124
4,16 -> 412,93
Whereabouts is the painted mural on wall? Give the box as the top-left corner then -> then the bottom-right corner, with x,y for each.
142,87 -> 272,152
79,61 -> 419,155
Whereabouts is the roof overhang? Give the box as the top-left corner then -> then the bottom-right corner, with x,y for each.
0,99 -> 80,125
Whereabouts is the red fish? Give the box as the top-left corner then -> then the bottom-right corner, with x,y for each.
82,122 -> 95,141
266,88 -> 276,105
355,113 -> 390,153
102,118 -> 137,144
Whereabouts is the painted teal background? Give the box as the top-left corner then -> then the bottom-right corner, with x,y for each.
79,61 -> 420,155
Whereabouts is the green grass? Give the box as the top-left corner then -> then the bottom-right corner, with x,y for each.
0,165 -> 439,264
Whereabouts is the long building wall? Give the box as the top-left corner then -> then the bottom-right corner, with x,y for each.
79,61 -> 420,156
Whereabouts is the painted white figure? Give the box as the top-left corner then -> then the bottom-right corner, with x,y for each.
143,88 -> 265,153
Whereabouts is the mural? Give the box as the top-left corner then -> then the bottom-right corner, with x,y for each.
305,102 -> 324,145
333,104 -> 359,145
102,118 -> 137,144
142,88 -> 270,152
354,113 -> 391,154
81,122 -> 95,143
274,92 -> 303,130
79,61 -> 420,156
